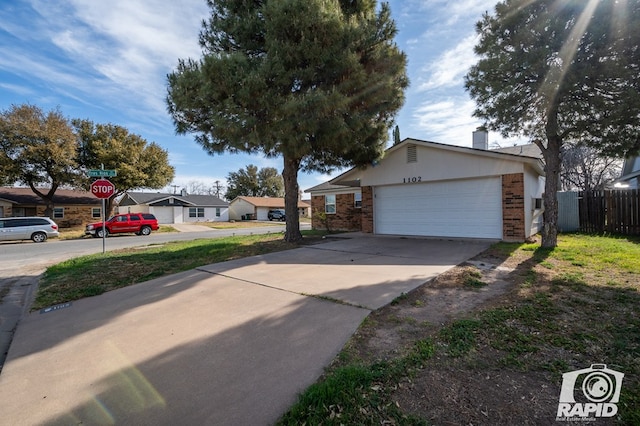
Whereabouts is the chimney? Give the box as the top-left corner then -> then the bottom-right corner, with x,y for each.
472,127 -> 488,150
180,188 -> 187,196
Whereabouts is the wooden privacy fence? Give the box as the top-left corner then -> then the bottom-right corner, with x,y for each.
578,189 -> 640,235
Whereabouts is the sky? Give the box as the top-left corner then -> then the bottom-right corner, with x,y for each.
0,0 -> 523,196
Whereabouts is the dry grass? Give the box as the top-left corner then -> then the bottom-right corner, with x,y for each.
34,233 -> 318,310
280,235 -> 640,425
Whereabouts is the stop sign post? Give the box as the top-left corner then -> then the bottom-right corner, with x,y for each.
90,178 -> 116,253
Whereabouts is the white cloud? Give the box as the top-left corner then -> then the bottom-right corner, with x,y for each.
0,82 -> 35,96
20,0 -> 207,121
417,33 -> 478,91
167,174 -> 228,190
412,98 -> 479,145
407,0 -> 497,24
412,98 -> 526,148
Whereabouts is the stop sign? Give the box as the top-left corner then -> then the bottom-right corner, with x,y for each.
91,178 -> 115,199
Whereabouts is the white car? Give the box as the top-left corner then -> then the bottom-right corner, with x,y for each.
0,217 -> 60,243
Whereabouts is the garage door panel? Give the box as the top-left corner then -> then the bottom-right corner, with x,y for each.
375,178 -> 502,239
151,207 -> 174,224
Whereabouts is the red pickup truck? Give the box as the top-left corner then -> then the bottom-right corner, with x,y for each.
85,213 -> 159,238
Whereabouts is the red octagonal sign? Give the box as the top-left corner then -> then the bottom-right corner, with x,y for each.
91,178 -> 115,199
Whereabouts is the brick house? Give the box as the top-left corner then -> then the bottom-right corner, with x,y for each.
306,137 -> 545,242
0,187 -> 102,227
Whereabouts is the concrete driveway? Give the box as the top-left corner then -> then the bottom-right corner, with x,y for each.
0,235 -> 490,425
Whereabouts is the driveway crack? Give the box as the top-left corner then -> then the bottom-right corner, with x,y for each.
195,268 -> 371,311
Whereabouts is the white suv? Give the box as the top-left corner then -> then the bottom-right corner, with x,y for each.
0,217 -> 60,243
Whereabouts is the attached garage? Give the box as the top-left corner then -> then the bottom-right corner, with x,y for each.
374,177 -> 503,239
150,207 -> 174,224
307,138 -> 546,242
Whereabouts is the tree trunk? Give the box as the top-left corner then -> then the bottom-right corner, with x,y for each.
540,112 -> 562,248
282,155 -> 302,242
29,181 -> 58,219
541,144 -> 560,248
106,195 -> 117,218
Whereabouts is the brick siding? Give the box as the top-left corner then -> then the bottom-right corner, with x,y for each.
502,173 -> 526,242
361,186 -> 373,233
2,205 -> 101,228
311,193 -> 362,231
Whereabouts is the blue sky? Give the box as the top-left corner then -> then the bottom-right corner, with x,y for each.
0,0 -> 521,195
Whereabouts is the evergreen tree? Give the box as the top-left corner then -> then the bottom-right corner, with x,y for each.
167,0 -> 408,241
465,0 -> 640,247
393,125 -> 401,145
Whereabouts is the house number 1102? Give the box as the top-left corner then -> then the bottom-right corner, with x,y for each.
403,176 -> 422,183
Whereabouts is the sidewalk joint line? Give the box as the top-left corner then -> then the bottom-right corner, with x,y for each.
195,268 -> 371,311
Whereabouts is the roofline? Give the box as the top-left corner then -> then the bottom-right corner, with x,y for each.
230,196 -> 308,207
148,196 -> 197,206
617,169 -> 640,182
329,138 -> 545,185
305,186 -> 362,195
121,193 -> 141,204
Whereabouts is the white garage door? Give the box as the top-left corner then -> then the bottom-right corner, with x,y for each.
374,177 -> 502,239
151,207 -> 174,224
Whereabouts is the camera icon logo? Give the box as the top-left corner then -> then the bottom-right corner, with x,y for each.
557,364 -> 624,420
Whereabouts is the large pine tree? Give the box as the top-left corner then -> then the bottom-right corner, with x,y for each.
167,0 -> 408,241
465,0 -> 640,247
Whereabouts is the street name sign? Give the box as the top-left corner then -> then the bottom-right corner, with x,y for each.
88,169 -> 117,177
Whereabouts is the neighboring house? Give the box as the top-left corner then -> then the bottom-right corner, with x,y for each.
228,196 -> 311,221
119,191 -> 229,224
617,156 -> 640,189
306,137 -> 546,242
0,187 -> 102,227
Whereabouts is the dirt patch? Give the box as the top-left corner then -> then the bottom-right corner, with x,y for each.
394,365 -> 559,425
335,241 -> 631,425
348,255 -> 521,365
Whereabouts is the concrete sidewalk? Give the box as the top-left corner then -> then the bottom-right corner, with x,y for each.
169,223 -> 217,232
0,236 -> 490,425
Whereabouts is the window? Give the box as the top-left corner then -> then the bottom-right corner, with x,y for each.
189,207 -> 205,218
53,207 -> 64,219
354,192 -> 362,208
533,197 -> 544,210
325,194 -> 336,214
92,208 -> 101,218
215,208 -> 221,217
